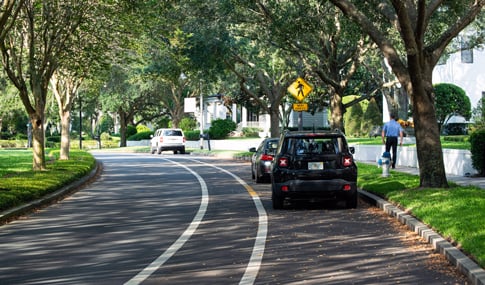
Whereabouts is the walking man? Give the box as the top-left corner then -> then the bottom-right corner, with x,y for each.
381,114 -> 404,169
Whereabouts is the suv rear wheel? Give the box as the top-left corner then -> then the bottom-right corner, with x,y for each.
345,192 -> 358,209
271,186 -> 284,209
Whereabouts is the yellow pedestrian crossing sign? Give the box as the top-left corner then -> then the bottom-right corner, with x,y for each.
288,77 -> 312,102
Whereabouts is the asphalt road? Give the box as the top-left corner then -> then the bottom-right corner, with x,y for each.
0,152 -> 467,284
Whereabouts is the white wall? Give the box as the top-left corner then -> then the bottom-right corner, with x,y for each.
351,144 -> 477,176
433,48 -> 485,108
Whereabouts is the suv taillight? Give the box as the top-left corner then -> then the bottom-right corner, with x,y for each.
183,137 -> 186,143
159,137 -> 163,143
343,155 -> 353,167
278,157 -> 289,167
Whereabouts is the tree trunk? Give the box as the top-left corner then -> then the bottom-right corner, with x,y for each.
330,92 -> 344,131
119,110 -> 127,147
59,109 -> 71,160
30,113 -> 46,171
410,76 -> 448,188
269,104 -> 280,138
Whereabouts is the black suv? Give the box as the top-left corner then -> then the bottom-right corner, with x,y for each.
270,130 -> 358,209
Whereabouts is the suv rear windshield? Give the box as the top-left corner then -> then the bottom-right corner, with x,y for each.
163,130 -> 183,136
282,136 -> 347,156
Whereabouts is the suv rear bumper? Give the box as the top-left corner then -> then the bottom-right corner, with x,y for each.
272,179 -> 357,201
159,145 -> 185,151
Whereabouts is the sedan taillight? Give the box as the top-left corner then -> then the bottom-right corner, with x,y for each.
343,155 -> 353,167
261,154 -> 274,161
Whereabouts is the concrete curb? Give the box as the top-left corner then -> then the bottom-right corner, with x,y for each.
359,189 -> 485,285
0,162 -> 101,225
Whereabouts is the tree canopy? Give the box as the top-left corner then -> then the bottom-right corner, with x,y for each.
434,83 -> 471,127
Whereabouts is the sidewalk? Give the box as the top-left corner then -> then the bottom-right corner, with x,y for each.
385,164 -> 485,189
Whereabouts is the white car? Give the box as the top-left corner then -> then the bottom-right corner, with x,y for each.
150,128 -> 186,154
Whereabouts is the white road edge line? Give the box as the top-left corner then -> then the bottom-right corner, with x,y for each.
124,158 -> 209,285
189,159 -> 268,285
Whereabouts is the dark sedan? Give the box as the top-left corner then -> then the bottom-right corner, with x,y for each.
249,138 -> 279,183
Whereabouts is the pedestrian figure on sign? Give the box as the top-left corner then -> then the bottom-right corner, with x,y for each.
297,80 -> 304,98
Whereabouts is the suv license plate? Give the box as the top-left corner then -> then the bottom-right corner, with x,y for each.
308,162 -> 323,170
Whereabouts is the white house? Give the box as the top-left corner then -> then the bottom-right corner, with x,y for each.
433,44 -> 485,109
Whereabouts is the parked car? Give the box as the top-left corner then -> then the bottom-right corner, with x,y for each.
150,128 -> 186,154
249,138 -> 279,183
270,130 -> 358,209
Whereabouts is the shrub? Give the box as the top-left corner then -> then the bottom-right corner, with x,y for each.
361,98 -> 382,136
208,119 -> 236,139
99,116 -> 114,134
127,131 -> 153,141
136,124 -> 151,133
126,125 -> 137,138
242,127 -> 261,137
100,132 -> 111,141
179,117 -> 197,132
469,128 -> 485,176
46,136 -> 61,143
443,135 -> 468,142
185,130 -> 202,141
345,102 -> 363,137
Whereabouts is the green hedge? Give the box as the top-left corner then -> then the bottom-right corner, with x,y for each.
208,119 -> 236,139
470,128 -> 485,176
185,130 -> 202,141
242,127 -> 261,137
127,131 -> 153,141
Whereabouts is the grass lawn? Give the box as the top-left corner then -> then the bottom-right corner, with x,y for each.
357,162 -> 485,268
0,149 -> 96,212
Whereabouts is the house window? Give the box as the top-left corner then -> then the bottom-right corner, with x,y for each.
461,41 -> 473,63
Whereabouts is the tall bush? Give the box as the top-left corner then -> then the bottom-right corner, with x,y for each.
344,102 -> 363,137
179,117 -> 197,132
126,125 -> 137,138
470,128 -> 485,176
361,98 -> 382,135
208,119 -> 236,139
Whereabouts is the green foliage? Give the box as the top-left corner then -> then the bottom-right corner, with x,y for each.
136,124 -> 151,133
345,102 -> 364,137
126,125 -> 137,138
208,119 -> 236,139
99,116 -> 115,134
179,117 -> 197,132
472,97 -> 485,129
361,98 -> 382,135
100,132 -> 111,141
185,130 -> 202,141
469,128 -> 485,176
46,136 -> 61,143
443,135 -> 468,142
127,131 -> 153,141
242,127 -> 262,138
434,83 -> 471,124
